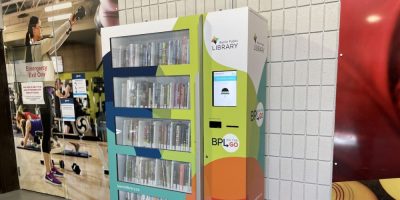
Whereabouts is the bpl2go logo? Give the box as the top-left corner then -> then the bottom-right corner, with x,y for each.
212,134 -> 240,153
250,102 -> 264,127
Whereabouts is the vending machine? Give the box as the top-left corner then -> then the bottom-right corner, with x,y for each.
102,7 -> 267,200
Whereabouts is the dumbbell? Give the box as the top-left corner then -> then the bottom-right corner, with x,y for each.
72,163 -> 81,175
40,159 -> 65,169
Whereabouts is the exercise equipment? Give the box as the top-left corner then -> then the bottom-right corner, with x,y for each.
75,6 -> 86,20
17,145 -> 41,152
60,149 -> 90,158
75,116 -> 91,135
40,159 -> 65,169
92,77 -> 106,141
67,6 -> 86,34
17,142 -> 90,158
72,163 -> 81,175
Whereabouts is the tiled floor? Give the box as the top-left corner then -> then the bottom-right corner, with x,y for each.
0,190 -> 64,200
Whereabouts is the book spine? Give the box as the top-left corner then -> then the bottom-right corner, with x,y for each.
170,161 -> 175,190
150,42 -> 157,66
118,45 -> 125,67
148,86 -> 152,108
168,122 -> 174,150
138,121 -> 146,147
186,164 -> 191,192
134,44 -> 140,67
175,124 -> 180,151
186,82 -> 190,109
181,38 -> 187,64
186,37 -> 190,64
176,39 -> 181,64
187,123 -> 191,151
152,82 -> 156,108
143,43 -> 148,66
179,163 -> 184,191
167,40 -> 174,65
128,44 -> 134,67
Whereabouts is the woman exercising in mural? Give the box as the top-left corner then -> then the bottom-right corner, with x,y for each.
16,110 -> 40,147
24,14 -> 77,186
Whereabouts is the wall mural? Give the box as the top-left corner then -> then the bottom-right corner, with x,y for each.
333,0 -> 400,199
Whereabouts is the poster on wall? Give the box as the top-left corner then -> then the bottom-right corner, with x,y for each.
72,73 -> 87,98
333,0 -> 400,199
60,98 -> 75,121
3,1 -> 115,199
21,82 -> 44,105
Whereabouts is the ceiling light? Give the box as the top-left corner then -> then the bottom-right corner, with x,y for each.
48,14 -> 70,22
45,2 -> 72,12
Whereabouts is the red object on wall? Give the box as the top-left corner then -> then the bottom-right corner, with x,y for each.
334,0 -> 400,181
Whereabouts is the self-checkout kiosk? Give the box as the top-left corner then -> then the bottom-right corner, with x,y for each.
203,8 -> 268,200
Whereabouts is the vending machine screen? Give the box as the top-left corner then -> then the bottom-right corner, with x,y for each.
213,71 -> 237,107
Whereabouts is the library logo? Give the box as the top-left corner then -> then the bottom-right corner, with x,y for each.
211,133 -> 240,153
250,102 -> 264,127
221,88 -> 230,95
211,36 -> 219,44
211,35 -> 239,51
253,33 -> 265,53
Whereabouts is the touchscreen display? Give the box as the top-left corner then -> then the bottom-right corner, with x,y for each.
213,71 -> 237,107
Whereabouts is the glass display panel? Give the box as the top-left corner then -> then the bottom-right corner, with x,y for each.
111,30 -> 190,68
113,76 -> 190,109
115,117 -> 191,152
117,155 -> 192,193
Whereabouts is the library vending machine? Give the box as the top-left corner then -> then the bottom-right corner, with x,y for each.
102,15 -> 203,200
102,7 -> 267,200
203,8 -> 267,200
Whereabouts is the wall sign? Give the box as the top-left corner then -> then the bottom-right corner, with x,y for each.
21,82 -> 45,105
21,82 -> 44,105
60,98 -> 75,121
15,61 -> 55,82
72,73 -> 87,98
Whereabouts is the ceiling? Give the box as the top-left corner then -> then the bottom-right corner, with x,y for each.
2,0 -> 54,15
2,0 -> 99,46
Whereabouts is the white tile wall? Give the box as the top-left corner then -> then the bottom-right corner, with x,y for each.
280,180 -> 292,200
310,4 -> 324,32
295,61 -> 307,85
305,183 -> 317,200
285,0 -> 297,8
281,158 -> 292,180
263,0 -> 339,198
281,134 -> 293,157
282,87 -> 294,110
307,86 -> 320,110
283,35 -> 296,60
281,111 -> 293,133
292,182 -> 304,200
270,63 -> 282,86
292,159 -> 305,181
308,60 -> 322,85
116,1 -> 340,199
296,6 -> 310,34
284,8 -> 296,34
